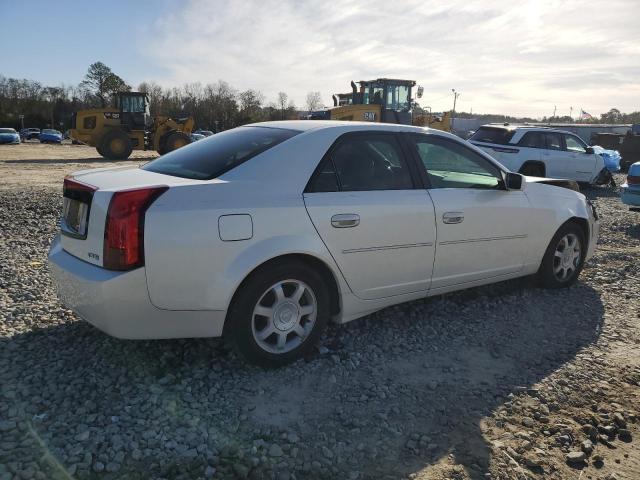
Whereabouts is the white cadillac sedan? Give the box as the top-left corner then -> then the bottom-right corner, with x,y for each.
49,121 -> 599,366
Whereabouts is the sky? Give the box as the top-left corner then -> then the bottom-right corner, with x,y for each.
2,0 -> 639,118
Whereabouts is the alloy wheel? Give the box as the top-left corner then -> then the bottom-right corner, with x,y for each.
251,279 -> 317,354
553,233 -> 581,281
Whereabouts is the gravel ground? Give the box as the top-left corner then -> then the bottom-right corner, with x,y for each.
1,146 -> 639,479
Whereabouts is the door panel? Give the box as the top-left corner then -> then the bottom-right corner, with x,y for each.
409,133 -> 530,289
304,190 -> 436,299
428,189 -> 529,289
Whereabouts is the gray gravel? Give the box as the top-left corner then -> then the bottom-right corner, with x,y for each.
1,176 -> 639,480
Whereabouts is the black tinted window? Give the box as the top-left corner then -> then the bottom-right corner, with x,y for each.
470,127 -> 515,145
307,157 -> 339,192
143,126 -> 299,180
519,132 -> 545,148
330,135 -> 413,191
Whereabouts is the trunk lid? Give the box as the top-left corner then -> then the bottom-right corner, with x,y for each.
59,166 -> 205,267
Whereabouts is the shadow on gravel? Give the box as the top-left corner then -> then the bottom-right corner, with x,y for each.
0,277 -> 604,479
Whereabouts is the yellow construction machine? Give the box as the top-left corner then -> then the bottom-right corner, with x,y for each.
309,78 -> 451,131
70,92 -> 194,160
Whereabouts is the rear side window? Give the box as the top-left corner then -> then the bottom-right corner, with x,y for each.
306,134 -> 414,192
142,126 -> 300,180
470,127 -> 515,145
519,131 -> 545,148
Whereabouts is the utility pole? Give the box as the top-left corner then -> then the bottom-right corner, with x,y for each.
569,106 -> 573,122
451,89 -> 460,131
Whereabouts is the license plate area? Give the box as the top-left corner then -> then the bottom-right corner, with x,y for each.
61,180 -> 95,240
62,197 -> 90,238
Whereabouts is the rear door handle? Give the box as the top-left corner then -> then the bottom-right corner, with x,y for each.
443,212 -> 464,224
331,214 -> 360,228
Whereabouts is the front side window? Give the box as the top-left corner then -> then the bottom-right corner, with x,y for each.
143,126 -> 300,180
308,134 -> 413,192
544,132 -> 563,151
413,135 -> 503,189
565,134 -> 587,153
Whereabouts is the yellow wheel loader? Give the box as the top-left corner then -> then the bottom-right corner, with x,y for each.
308,78 -> 451,132
69,92 -> 194,160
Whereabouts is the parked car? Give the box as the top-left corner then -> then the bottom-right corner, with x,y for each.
621,162 -> 640,210
470,125 -> 610,185
0,128 -> 21,144
21,128 -> 40,140
39,129 -> 63,143
48,121 -> 599,366
194,129 -> 214,137
190,132 -> 206,142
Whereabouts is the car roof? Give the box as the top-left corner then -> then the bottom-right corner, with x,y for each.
244,120 -> 454,136
480,124 -> 577,135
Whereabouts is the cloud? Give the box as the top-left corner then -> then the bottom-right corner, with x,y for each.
141,0 -> 640,117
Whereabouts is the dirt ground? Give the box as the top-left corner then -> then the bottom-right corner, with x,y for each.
1,142 -> 639,480
0,141 -> 156,190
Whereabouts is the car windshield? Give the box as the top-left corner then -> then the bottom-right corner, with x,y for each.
42,129 -> 60,134
470,127 -> 516,145
0,128 -> 16,134
142,126 -> 300,180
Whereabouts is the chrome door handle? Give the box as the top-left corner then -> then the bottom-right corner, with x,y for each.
331,214 -> 360,228
443,212 -> 464,224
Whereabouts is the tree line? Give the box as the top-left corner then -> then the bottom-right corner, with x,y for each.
1,61 -> 638,131
0,62 -> 325,132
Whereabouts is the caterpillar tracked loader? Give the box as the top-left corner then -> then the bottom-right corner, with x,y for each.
69,92 -> 194,160
308,78 -> 450,131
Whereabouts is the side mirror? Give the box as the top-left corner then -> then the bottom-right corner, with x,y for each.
585,146 -> 594,154
505,172 -> 523,190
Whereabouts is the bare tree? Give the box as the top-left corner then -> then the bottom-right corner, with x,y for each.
305,91 -> 323,112
277,92 -> 288,120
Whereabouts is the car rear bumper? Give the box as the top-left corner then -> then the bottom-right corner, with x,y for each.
48,235 -> 225,339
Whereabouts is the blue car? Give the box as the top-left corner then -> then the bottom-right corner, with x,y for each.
621,162 -> 640,210
593,146 -> 621,173
0,128 -> 20,144
39,129 -> 63,143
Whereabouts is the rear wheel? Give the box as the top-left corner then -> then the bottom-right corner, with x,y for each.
159,131 -> 190,155
100,130 -> 133,160
227,261 -> 329,367
537,222 -> 586,288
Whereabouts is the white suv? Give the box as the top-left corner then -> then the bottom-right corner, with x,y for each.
469,125 -> 610,185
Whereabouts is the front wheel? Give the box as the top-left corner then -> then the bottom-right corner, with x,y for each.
227,261 -> 329,367
537,222 -> 586,288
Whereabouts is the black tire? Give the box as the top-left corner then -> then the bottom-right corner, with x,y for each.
100,130 -> 133,160
227,260 -> 330,367
520,163 -> 544,177
160,131 -> 190,155
96,145 -> 104,157
537,221 -> 586,289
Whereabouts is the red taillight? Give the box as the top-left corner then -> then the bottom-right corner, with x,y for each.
627,175 -> 640,185
103,186 -> 168,271
63,176 -> 97,193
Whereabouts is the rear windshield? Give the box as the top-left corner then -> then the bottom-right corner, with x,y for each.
143,126 -> 300,180
0,128 -> 16,134
470,127 -> 516,145
42,129 -> 60,134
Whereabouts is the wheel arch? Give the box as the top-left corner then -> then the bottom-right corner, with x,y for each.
567,216 -> 590,251
222,253 -> 342,335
